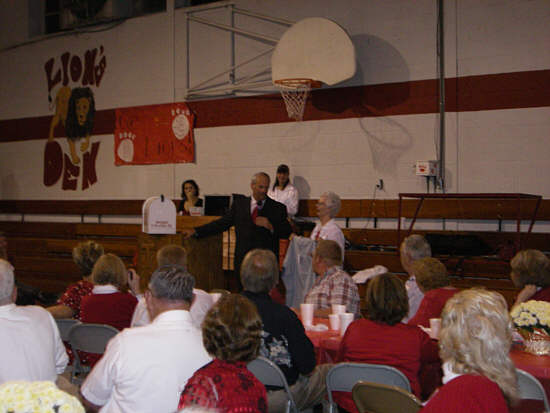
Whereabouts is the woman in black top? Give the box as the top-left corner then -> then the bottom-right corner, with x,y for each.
178,179 -> 203,215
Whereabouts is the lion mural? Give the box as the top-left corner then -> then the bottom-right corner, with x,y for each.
49,87 -> 95,164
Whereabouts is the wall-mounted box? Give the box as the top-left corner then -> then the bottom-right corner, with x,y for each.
415,160 -> 438,176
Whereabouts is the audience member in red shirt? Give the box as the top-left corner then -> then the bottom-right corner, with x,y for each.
510,249 -> 550,307
47,240 -> 104,320
335,273 -> 439,413
79,253 -> 137,367
80,253 -> 137,330
407,257 -> 459,328
179,293 -> 267,413
421,289 -> 518,412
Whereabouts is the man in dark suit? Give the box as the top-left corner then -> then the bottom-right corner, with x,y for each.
182,172 -> 292,279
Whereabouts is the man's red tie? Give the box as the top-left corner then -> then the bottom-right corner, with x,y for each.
251,205 -> 259,223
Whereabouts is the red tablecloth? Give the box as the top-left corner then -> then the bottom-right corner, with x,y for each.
305,318 -> 339,353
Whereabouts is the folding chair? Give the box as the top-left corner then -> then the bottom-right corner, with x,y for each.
326,363 -> 411,413
517,368 -> 550,412
352,381 -> 422,413
248,356 -> 298,413
55,319 -> 81,342
68,323 -> 119,384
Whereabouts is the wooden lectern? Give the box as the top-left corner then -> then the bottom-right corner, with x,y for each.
137,216 -> 225,292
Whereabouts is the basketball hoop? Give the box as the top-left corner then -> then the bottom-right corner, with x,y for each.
274,78 -> 321,121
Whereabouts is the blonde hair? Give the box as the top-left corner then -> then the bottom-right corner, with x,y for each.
412,257 -> 449,291
91,253 -> 128,293
510,249 -> 550,288
439,289 -> 518,405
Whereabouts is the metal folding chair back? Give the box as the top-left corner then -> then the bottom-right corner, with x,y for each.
517,368 -> 550,412
248,356 -> 298,413
326,363 -> 411,413
55,319 -> 81,342
68,323 -> 119,384
352,381 -> 422,413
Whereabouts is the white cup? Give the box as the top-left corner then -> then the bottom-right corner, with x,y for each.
328,314 -> 340,331
339,312 -> 354,336
331,304 -> 346,315
301,303 -> 314,327
429,318 -> 441,339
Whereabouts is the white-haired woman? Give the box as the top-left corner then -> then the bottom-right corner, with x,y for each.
420,289 -> 518,413
310,191 -> 345,255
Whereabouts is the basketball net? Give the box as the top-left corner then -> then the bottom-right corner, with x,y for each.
274,78 -> 321,121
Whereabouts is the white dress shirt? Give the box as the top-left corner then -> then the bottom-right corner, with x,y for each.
130,288 -> 214,328
268,184 -> 299,217
403,276 -> 424,322
0,303 -> 68,383
82,310 -> 212,413
310,219 -> 346,256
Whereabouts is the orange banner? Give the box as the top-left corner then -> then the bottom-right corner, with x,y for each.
114,102 -> 195,165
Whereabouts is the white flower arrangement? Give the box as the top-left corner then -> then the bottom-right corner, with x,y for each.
0,381 -> 84,413
511,300 -> 550,336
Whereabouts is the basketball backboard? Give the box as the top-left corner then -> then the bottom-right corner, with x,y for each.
271,17 -> 356,86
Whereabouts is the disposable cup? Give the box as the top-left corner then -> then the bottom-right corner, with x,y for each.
339,312 -> 354,336
329,314 -> 340,331
429,318 -> 441,339
331,304 -> 346,314
301,303 -> 314,327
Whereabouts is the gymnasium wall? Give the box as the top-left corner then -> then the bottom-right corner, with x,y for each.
0,1 -> 549,229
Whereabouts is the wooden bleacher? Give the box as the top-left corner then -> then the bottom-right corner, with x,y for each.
1,197 -> 549,307
1,220 -> 140,294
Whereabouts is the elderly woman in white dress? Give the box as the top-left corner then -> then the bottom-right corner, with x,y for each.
310,191 -> 345,255
268,164 -> 299,218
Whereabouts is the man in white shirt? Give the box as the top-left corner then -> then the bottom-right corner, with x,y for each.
130,244 -> 213,327
0,259 -> 68,383
81,265 -> 212,413
400,234 -> 432,322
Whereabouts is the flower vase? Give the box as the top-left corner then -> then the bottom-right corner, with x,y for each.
523,329 -> 550,356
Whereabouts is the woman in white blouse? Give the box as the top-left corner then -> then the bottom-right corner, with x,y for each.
267,164 -> 299,218
310,191 -> 345,255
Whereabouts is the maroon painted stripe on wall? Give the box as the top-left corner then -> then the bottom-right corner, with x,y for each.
1,69 -> 549,143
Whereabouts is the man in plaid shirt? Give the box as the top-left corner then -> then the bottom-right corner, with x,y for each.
304,240 -> 360,318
